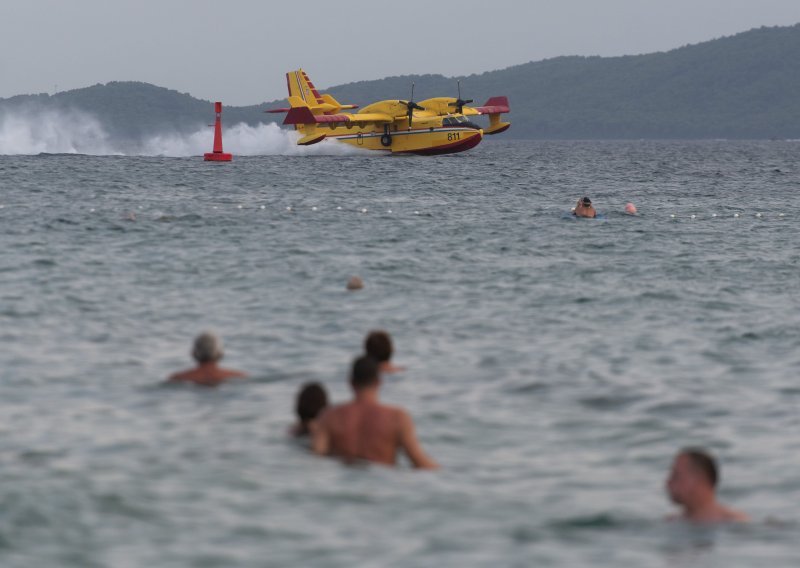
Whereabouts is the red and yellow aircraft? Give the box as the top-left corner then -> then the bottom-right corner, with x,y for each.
267,69 -> 510,155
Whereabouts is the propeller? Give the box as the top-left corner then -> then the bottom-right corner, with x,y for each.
448,80 -> 474,114
399,83 -> 425,128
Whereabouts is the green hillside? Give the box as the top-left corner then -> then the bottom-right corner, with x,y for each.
325,24 -> 800,139
2,24 -> 799,140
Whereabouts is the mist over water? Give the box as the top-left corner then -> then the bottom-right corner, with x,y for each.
140,121 -> 360,157
0,109 -> 358,156
0,108 -> 115,155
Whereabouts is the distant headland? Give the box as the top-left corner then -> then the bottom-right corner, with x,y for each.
1,24 -> 799,141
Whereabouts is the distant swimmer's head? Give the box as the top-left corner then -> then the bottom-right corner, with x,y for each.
346,276 -> 364,291
350,355 -> 380,391
667,448 -> 719,505
581,197 -> 592,207
192,332 -> 224,364
365,330 -> 393,363
296,382 -> 328,433
625,203 -> 637,215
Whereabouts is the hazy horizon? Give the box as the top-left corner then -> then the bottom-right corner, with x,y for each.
2,1 -> 800,105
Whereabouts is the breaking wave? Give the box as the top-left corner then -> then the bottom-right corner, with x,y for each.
0,109 -> 360,157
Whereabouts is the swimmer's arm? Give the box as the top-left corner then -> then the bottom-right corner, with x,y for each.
398,410 -> 439,470
311,413 -> 331,456
726,508 -> 751,522
382,363 -> 407,374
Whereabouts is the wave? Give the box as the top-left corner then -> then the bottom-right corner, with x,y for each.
0,109 -> 361,157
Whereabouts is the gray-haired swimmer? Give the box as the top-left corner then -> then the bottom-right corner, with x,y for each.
290,382 -> 329,437
168,332 -> 247,387
666,448 -> 749,523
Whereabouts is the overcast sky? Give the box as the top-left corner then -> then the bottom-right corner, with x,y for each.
2,0 -> 799,105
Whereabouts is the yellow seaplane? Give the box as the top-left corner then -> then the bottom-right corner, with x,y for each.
266,69 -> 510,155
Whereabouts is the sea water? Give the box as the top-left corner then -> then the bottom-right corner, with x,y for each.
1,140 -> 799,567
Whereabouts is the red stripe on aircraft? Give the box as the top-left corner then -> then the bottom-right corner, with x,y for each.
397,132 -> 483,155
303,74 -> 325,103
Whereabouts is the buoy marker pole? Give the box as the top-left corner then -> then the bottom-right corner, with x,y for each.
204,102 -> 233,162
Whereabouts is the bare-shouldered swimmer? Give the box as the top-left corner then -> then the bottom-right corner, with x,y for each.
168,332 -> 247,387
312,356 -> 438,469
666,448 -> 749,523
573,196 -> 597,218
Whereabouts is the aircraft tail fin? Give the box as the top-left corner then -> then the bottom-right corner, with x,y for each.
286,69 -> 326,107
266,69 -> 356,144
285,69 -> 358,112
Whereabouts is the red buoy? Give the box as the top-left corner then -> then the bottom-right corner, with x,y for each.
204,102 -> 232,161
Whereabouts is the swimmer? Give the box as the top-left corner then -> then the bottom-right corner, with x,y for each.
365,330 -> 405,374
666,448 -> 749,523
573,196 -> 597,218
346,276 -> 364,291
312,356 -> 438,469
168,332 -> 247,387
291,382 -> 329,437
624,203 -> 637,215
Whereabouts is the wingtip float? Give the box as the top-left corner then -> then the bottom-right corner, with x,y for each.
266,69 -> 511,155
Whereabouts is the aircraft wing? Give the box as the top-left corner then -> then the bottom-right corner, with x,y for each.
462,96 -> 511,116
283,107 -> 393,126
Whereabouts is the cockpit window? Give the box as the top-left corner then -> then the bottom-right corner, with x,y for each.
443,115 -> 468,126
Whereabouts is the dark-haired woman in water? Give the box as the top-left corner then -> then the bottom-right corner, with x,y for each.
291,382 -> 329,437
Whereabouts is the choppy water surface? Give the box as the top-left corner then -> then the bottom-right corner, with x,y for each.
1,140 -> 799,567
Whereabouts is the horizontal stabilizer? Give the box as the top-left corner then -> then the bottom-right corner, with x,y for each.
474,96 -> 510,115
320,93 -> 359,111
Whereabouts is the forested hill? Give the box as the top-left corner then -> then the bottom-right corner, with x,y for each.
2,24 -> 799,140
325,24 -> 800,139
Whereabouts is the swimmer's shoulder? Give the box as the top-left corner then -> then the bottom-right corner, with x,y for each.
382,405 -> 412,428
219,367 -> 247,379
168,368 -> 196,382
318,402 -> 348,423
